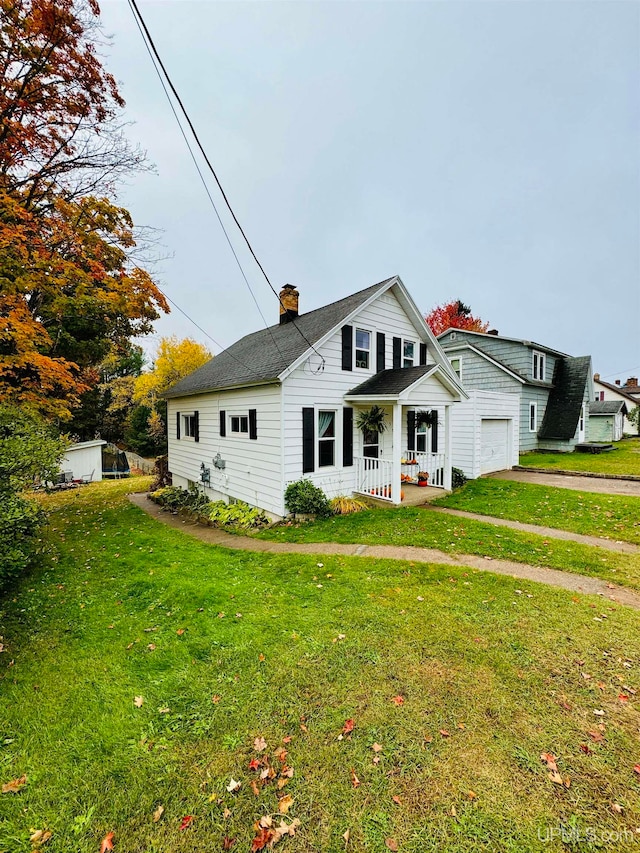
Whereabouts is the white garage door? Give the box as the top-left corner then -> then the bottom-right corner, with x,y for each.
480,419 -> 510,474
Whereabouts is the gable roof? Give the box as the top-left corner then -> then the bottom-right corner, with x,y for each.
595,378 -> 639,405
438,327 -> 569,358
589,400 -> 628,416
538,356 -> 592,441
165,278 -> 394,398
347,366 -> 432,396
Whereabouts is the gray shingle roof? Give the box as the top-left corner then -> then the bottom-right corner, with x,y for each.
538,356 -> 591,441
164,278 -> 394,398
347,366 -> 432,396
589,400 -> 627,416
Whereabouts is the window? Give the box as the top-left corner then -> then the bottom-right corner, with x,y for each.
231,415 -> 249,434
403,340 -> 415,368
529,402 -> 537,432
595,391 -> 604,402
318,410 -> 336,467
355,328 -> 371,369
183,413 -> 197,438
449,356 -> 462,378
416,421 -> 428,452
579,403 -> 585,434
532,350 -> 546,381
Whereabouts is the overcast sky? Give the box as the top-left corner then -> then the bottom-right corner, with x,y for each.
99,0 -> 639,382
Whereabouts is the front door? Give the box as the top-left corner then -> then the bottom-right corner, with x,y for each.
363,428 -> 380,459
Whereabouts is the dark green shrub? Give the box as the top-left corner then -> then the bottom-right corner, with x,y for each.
284,479 -> 332,518
451,467 -> 468,489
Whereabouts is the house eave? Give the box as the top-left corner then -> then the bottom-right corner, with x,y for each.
164,378 -> 280,400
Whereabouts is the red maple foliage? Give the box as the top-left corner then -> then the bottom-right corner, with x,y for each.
425,300 -> 489,337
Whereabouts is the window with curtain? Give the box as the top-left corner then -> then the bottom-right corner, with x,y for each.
318,410 -> 336,467
403,340 -> 415,368
355,328 -> 371,369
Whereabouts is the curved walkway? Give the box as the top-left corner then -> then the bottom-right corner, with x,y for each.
128,494 -> 640,610
421,505 -> 640,555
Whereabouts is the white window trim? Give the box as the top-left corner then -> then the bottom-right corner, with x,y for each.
529,402 -> 537,433
449,356 -> 462,380
402,339 -> 415,368
229,413 -> 250,436
415,420 -> 428,453
532,350 -> 546,381
355,327 -> 372,370
182,412 -> 196,441
317,408 -> 339,470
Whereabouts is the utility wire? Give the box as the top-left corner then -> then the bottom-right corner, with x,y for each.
126,0 -> 286,367
127,0 -> 324,367
599,366 -> 640,381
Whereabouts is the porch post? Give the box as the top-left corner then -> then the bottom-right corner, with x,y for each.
443,404 -> 452,490
391,402 -> 402,504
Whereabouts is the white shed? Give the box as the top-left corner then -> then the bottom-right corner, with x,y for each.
449,390 -> 520,479
59,440 -> 106,483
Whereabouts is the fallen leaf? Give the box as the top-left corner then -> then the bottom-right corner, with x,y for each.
540,753 -> 558,772
212,695 -> 221,704
612,803 -> 624,814
371,743 -> 383,753
385,839 -> 399,851
248,758 -> 261,771
548,771 -> 564,785
2,775 -> 26,794
99,832 -> 115,852
391,695 -> 405,706
222,837 -> 236,850
133,696 -> 144,708
618,694 -> 630,703
29,829 -> 52,845
250,828 -> 274,851
158,707 -> 170,714
343,829 -> 350,845
147,643 -> 156,651
258,653 -> 265,662
152,805 -> 164,823
350,769 -> 360,788
282,736 -> 292,744
593,709 -> 605,716
251,780 -> 260,797
451,805 -> 457,816
254,736 -> 267,753
226,778 -> 241,793
588,730 -> 604,743
223,807 -> 231,819
179,816 -> 193,831
278,794 -> 294,814
634,764 -> 640,775
579,744 -> 593,755
468,790 -> 477,800
439,730 -> 450,738
372,755 -> 380,765
259,816 -> 273,829
299,723 -> 308,733
342,719 -> 355,735
392,795 -> 402,804
274,747 -> 288,763
176,628 -> 185,635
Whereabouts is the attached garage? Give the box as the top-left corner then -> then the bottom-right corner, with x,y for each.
480,419 -> 511,474
451,391 -> 519,480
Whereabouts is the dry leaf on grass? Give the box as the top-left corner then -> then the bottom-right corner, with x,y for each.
226,778 -> 241,793
133,696 -> 144,708
254,736 -> 267,753
2,775 -> 26,794
371,743 -> 383,753
152,805 -> 164,822
278,794 -> 294,814
385,839 -> 399,851
350,769 -> 360,789
179,815 -> 193,831
391,695 -> 404,706
29,829 -> 52,845
540,753 -> 558,773
99,832 -> 115,852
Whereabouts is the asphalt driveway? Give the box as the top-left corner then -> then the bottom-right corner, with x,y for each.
489,469 -> 640,497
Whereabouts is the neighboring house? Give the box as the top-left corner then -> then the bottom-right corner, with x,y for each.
620,377 -> 640,403
593,374 -> 639,435
164,276 -> 468,518
438,329 -> 593,453
59,440 -> 106,483
588,401 -> 627,443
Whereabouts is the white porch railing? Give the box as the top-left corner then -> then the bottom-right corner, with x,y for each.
402,451 -> 447,487
354,456 -> 394,501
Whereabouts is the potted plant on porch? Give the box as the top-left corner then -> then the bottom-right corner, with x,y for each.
416,471 -> 429,487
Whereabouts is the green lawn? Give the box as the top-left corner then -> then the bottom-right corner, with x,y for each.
520,437 -> 640,476
435,479 -> 640,545
258,506 -> 640,591
1,481 -> 640,852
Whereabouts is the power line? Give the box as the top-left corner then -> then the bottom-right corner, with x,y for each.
127,0 -> 324,367
126,0 -> 286,365
599,366 -> 640,381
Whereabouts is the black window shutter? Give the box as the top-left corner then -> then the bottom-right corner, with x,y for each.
194,410 -> 200,442
342,407 -> 353,467
392,337 -> 401,369
341,325 -> 353,371
431,410 -> 439,452
407,411 -> 416,451
219,410 -> 226,437
419,343 -> 427,366
376,332 -> 386,373
176,411 -> 181,440
302,407 -> 315,473
249,408 -> 257,440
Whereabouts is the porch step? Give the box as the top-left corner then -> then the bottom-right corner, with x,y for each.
357,484 -> 448,509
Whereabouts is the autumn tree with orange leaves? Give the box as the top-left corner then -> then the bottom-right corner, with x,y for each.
424,299 -> 489,337
0,0 -> 167,420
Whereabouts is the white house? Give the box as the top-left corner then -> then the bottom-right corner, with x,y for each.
165,276 -> 469,518
593,374 -> 638,436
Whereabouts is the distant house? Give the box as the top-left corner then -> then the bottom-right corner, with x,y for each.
164,276 -> 470,518
588,401 -> 628,442
593,374 -> 639,436
438,329 -> 593,453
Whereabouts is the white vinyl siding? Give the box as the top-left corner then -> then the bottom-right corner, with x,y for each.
167,384 -> 283,516
449,390 -> 519,479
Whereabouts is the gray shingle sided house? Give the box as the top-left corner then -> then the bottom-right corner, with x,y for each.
164,276 -> 467,518
438,329 -> 593,453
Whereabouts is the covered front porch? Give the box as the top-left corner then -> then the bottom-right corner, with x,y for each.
344,365 -> 464,505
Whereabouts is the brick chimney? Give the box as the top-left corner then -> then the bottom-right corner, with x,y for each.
279,284 -> 299,324
626,377 -> 638,387
615,379 -> 621,386
487,329 -> 499,336
594,372 -> 600,381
